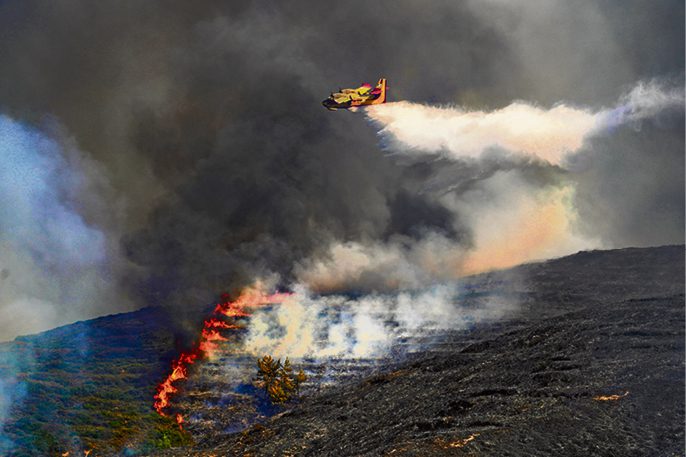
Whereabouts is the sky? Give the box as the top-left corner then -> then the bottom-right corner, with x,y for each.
0,0 -> 683,341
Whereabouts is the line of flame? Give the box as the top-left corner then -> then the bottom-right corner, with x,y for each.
153,287 -> 290,428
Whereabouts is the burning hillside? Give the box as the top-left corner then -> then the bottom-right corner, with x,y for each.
157,245 -> 684,456
153,288 -> 290,427
0,245 -> 682,456
0,2 -> 683,456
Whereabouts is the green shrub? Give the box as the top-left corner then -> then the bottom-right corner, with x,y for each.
256,355 -> 307,404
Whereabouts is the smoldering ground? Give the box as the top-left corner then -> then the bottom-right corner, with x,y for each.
0,0 -> 683,342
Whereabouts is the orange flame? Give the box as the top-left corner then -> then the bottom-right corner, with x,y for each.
205,317 -> 240,329
434,433 -> 480,450
593,391 -> 629,401
447,433 -> 479,448
153,287 -> 290,421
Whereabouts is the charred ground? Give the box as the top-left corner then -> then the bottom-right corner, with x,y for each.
163,245 -> 685,456
0,245 -> 683,456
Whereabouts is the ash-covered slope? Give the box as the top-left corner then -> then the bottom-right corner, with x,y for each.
163,245 -> 685,457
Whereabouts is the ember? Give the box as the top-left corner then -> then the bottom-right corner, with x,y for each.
435,433 -> 480,449
593,391 -> 629,401
153,287 -> 290,421
447,433 -> 479,448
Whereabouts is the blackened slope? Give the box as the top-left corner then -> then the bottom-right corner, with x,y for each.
517,244 -> 685,311
471,244 -> 685,319
177,245 -> 684,456
218,295 -> 684,457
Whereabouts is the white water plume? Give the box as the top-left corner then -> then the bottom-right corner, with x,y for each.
365,80 -> 684,166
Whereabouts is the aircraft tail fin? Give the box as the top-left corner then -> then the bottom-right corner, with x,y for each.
375,78 -> 387,104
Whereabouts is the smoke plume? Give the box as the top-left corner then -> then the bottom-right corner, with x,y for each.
0,0 -> 682,341
242,282 -> 518,360
294,174 -> 599,294
0,116 -> 133,339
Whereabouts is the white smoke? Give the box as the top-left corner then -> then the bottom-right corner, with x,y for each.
241,282 -> 517,359
295,170 -> 601,293
294,232 -> 467,293
365,80 -> 684,166
241,175 -> 597,361
0,115 -> 129,340
241,80 -> 679,362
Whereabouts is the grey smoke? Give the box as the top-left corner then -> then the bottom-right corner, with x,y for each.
0,0 -> 682,340
0,116 -> 134,339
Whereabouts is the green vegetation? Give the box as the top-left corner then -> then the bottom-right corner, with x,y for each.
0,307 -> 191,456
141,414 -> 193,451
256,355 -> 307,404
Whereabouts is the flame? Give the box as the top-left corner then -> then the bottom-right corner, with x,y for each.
60,449 -> 93,456
205,317 -> 240,329
434,433 -> 480,450
593,391 -> 629,401
153,286 -> 290,421
447,433 -> 479,448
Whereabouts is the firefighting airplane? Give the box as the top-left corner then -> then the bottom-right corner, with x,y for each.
322,78 -> 387,111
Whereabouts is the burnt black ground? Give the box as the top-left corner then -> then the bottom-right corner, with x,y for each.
161,245 -> 685,457
0,245 -> 682,456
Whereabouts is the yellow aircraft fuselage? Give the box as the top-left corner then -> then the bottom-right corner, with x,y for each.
322,78 -> 387,111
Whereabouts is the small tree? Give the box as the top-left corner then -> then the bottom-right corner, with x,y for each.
256,355 -> 307,404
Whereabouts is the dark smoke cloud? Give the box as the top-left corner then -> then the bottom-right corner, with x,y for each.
573,113 -> 685,247
0,0 -> 682,337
